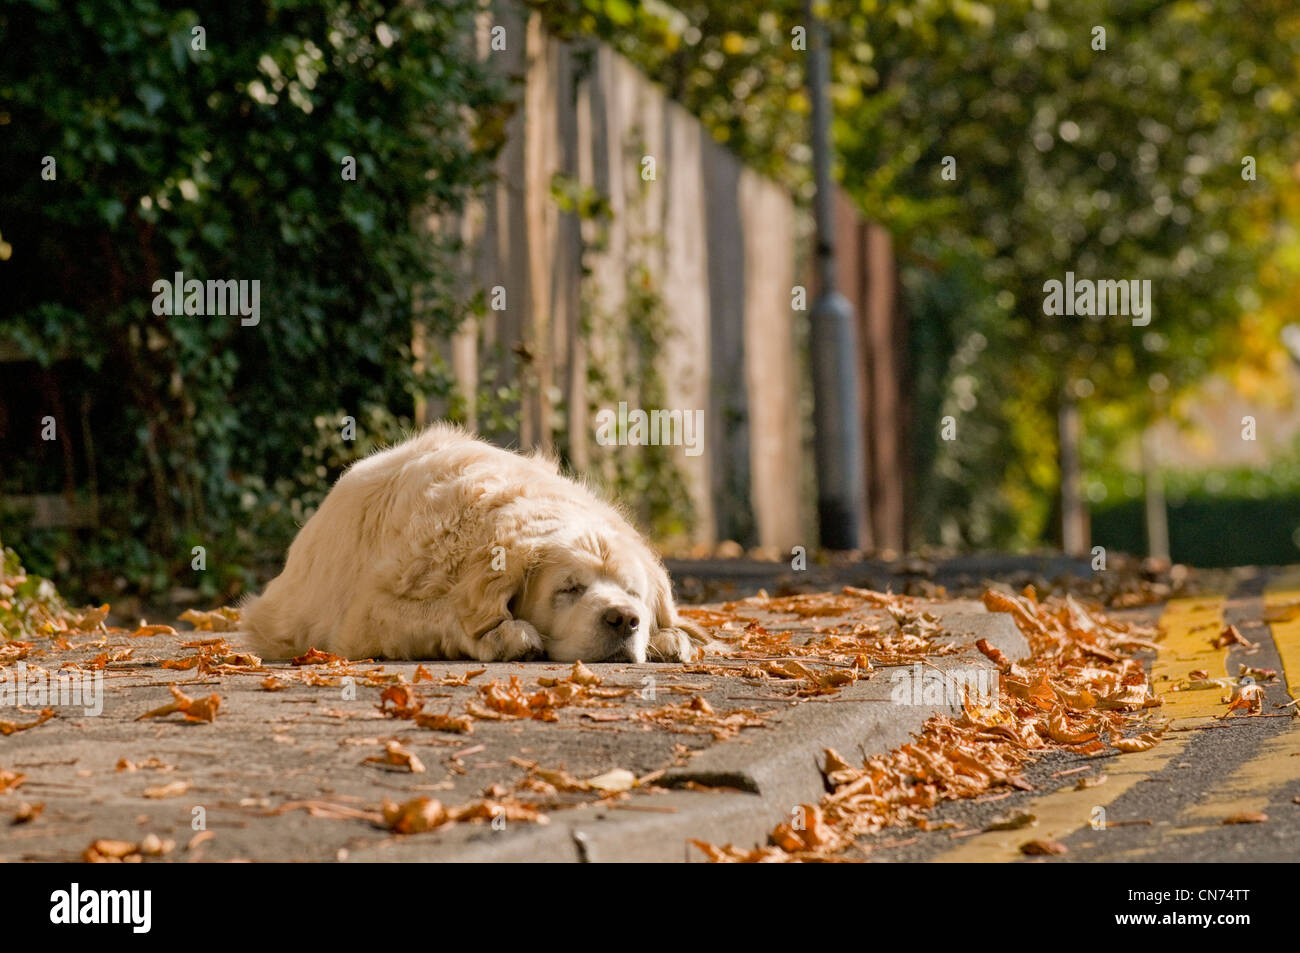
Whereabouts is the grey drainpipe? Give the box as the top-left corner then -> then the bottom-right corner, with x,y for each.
806,0 -> 867,550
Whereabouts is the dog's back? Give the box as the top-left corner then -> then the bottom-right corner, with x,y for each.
241,424 -> 563,658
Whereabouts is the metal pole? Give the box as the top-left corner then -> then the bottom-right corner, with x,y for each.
1058,383 -> 1087,556
806,0 -> 867,550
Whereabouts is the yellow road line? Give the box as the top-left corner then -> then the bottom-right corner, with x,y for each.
1149,596 -> 1233,728
1173,728 -> 1300,827
1165,574 -> 1300,828
933,734 -> 1195,862
930,595 -> 1225,862
1263,569 -> 1300,699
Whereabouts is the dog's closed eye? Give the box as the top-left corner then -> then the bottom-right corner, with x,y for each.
557,581 -> 587,597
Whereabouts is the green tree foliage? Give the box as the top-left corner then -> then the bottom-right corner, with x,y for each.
834,0 -> 1300,545
0,0 -> 507,596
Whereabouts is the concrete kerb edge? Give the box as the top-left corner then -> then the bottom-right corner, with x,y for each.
393,609 -> 1030,862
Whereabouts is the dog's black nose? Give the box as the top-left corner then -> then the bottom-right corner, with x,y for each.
602,607 -> 639,634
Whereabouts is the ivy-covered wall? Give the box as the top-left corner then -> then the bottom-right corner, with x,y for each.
0,0 -> 508,601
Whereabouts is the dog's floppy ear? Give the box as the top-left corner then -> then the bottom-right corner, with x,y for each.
647,560 -> 710,659
452,535 -> 534,640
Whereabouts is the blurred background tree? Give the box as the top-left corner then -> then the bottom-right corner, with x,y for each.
536,0 -> 1300,554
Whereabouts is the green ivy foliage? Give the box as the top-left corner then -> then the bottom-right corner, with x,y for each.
0,537 -> 78,641
0,0 -> 508,598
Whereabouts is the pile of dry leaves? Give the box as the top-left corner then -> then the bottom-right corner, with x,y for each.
694,586 -> 1167,862
678,588 -> 963,699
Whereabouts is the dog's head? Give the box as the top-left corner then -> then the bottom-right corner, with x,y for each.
507,528 -> 663,662
448,491 -> 700,663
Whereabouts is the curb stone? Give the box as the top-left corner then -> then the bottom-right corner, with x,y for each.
415,608 -> 1028,861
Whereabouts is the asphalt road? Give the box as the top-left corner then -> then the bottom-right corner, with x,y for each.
853,567 -> 1300,863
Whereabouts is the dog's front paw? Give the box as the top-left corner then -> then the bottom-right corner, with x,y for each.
476,619 -> 545,662
647,626 -> 698,663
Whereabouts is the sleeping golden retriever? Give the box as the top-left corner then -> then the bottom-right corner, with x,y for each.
242,424 -> 706,663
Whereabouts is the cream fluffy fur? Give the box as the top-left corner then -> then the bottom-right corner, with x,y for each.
242,424 -> 706,663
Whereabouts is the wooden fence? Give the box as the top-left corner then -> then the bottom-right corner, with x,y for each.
432,8 -> 910,553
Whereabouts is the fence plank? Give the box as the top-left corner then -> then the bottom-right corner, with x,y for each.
444,17 -> 905,551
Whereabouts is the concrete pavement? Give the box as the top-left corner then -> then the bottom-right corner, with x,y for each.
0,590 -> 1025,862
